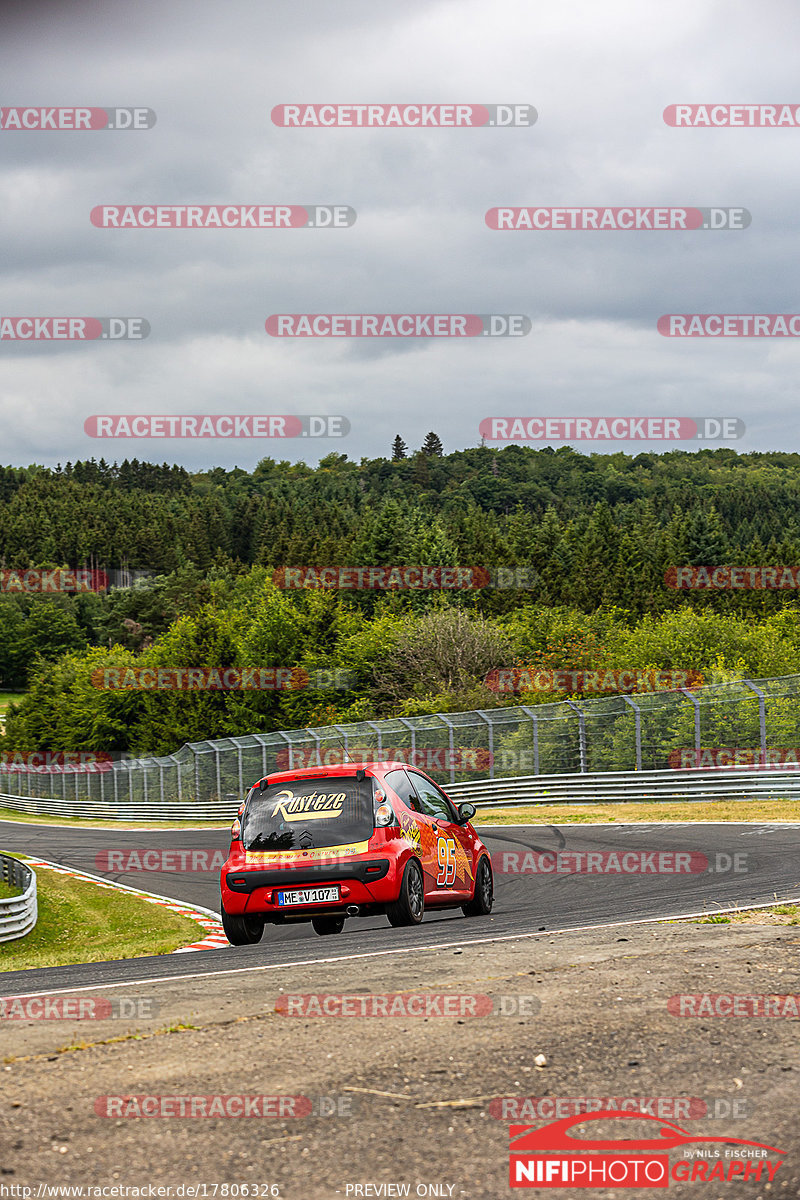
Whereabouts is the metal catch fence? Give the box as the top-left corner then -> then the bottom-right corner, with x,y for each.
2,674 -> 800,818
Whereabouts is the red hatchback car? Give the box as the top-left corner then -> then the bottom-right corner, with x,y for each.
219,762 -> 493,944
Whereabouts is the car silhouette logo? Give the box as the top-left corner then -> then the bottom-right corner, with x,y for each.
510,1110 -> 784,1155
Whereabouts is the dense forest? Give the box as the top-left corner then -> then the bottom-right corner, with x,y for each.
2,444 -> 800,755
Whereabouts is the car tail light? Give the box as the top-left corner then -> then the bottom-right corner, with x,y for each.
230,818 -> 241,839
374,802 -> 396,827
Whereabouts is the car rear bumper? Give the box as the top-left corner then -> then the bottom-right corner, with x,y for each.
224,859 -> 391,892
220,857 -> 399,916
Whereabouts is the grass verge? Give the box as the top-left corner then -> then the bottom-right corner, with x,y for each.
694,903 -> 800,926
0,878 -> 20,899
475,799 -> 800,824
0,859 -> 204,971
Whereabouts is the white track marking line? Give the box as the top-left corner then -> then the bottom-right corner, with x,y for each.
480,821 -> 800,828
5,894 -> 799,1000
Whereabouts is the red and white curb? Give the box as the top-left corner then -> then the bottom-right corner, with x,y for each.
15,856 -> 227,952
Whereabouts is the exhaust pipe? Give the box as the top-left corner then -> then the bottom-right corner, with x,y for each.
346,905 -> 360,917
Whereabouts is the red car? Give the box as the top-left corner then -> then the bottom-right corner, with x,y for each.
219,762 -> 493,944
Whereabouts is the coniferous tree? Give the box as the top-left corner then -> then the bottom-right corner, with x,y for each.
392,435 -> 407,461
421,432 -> 444,457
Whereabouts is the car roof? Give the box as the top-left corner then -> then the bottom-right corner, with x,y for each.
250,761 -> 417,788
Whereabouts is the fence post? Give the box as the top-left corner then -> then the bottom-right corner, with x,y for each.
564,700 -> 587,772
214,747 -> 221,802
622,696 -> 642,771
275,732 -> 293,771
680,688 -> 702,758
194,747 -> 201,803
519,706 -> 540,775
366,721 -> 383,758
253,733 -> 268,777
395,718 -> 416,768
743,680 -> 767,764
475,712 -> 495,780
439,715 -> 456,785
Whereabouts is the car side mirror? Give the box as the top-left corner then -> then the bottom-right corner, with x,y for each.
457,803 -> 476,824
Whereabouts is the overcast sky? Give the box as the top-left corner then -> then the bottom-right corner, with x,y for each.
1,0 -> 799,470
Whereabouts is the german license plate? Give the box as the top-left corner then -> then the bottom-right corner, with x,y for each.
277,886 -> 340,906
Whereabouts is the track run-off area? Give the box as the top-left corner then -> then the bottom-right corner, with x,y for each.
2,819 -> 799,996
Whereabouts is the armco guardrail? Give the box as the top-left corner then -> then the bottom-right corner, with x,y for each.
0,854 -> 37,941
3,764 -> 800,822
0,792 -> 233,821
447,766 -> 800,806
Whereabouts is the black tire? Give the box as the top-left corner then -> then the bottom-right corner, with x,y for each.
462,856 -> 493,917
312,915 -> 346,936
221,905 -> 265,945
386,858 -> 425,927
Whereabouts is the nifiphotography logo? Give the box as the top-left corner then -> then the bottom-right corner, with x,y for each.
508,1111 -> 784,1188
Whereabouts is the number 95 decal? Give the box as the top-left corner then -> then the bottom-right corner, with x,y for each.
436,836 -> 457,887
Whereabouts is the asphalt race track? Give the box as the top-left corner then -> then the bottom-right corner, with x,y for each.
2,819 -> 799,997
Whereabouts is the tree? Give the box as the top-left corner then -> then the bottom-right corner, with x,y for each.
421,432 -> 444,457
373,609 -> 513,707
392,435 -> 407,461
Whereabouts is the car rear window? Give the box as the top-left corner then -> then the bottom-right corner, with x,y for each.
241,775 -> 375,851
